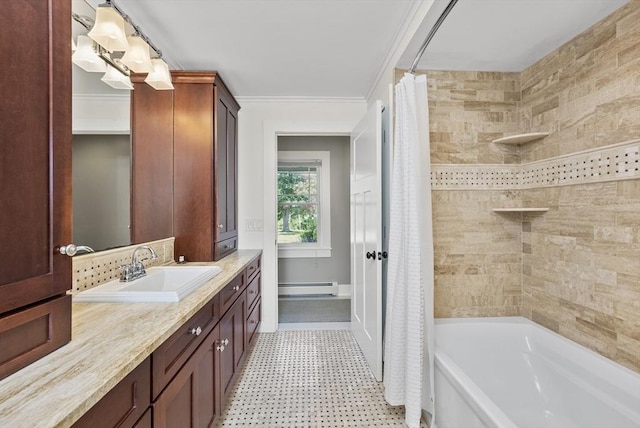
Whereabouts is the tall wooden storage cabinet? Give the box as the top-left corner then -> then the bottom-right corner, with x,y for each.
131,72 -> 239,262
0,0 -> 72,380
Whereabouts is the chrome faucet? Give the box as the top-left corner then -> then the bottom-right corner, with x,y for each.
120,245 -> 158,282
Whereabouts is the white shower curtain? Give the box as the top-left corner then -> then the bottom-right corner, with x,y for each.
384,72 -> 435,428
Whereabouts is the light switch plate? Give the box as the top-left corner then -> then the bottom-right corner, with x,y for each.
246,219 -> 263,231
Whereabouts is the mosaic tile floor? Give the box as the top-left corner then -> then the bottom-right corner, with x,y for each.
219,330 -> 423,427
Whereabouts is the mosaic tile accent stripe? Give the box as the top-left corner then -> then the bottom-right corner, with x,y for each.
431,140 -> 640,190
220,330 -> 425,427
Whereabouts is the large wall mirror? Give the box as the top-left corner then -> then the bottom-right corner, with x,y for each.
72,134 -> 131,252
72,0 -> 133,252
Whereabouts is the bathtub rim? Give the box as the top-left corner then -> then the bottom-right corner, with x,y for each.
434,316 -> 640,428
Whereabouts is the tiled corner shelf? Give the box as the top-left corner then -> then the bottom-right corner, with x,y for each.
492,208 -> 549,212
492,132 -> 549,145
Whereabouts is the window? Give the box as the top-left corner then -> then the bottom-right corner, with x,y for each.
277,151 -> 331,258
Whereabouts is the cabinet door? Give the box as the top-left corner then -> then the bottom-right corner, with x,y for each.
153,324 -> 221,428
173,81 -> 215,261
214,84 -> 239,247
0,0 -> 72,314
219,292 -> 246,409
72,358 -> 151,428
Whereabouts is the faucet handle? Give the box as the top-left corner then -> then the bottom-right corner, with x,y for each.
119,264 -> 133,282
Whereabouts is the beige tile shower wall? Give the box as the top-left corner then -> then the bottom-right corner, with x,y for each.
519,0 -> 640,163
521,181 -> 640,372
517,1 -> 640,373
396,69 -> 521,164
432,190 -> 522,317
414,70 -> 524,316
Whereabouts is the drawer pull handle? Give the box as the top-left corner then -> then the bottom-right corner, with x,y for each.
189,326 -> 202,336
223,338 -> 229,346
250,266 -> 255,270
250,320 -> 257,324
249,290 -> 255,294
233,285 -> 240,291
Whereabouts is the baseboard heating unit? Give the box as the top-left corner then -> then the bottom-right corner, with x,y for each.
278,281 -> 338,296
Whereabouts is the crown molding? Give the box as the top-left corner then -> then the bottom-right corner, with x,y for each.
72,93 -> 130,101
235,96 -> 367,104
365,0 -> 436,101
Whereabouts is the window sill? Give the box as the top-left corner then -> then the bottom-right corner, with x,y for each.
278,247 -> 332,259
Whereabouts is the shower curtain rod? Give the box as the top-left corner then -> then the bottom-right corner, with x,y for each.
409,0 -> 459,73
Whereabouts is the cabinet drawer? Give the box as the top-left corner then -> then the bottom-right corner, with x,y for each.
151,295 -> 219,399
219,271 -> 245,314
0,295 -> 71,381
246,298 -> 261,349
246,273 -> 261,312
214,237 -> 237,261
246,256 -> 260,282
73,358 -> 151,428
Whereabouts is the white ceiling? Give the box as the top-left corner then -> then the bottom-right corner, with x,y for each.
75,0 -> 629,99
397,0 -> 628,72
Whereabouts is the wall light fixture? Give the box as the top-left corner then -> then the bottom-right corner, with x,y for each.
72,0 -> 173,90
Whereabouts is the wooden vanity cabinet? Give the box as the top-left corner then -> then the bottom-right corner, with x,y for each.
75,254 -> 261,428
153,324 -> 221,428
219,291 -> 247,409
0,0 -> 72,381
172,72 -> 240,262
151,296 -> 220,399
72,358 -> 151,428
130,71 -> 240,262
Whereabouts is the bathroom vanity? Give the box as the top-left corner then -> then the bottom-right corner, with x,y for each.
0,250 -> 261,428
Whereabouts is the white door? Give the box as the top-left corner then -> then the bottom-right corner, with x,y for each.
350,100 -> 383,381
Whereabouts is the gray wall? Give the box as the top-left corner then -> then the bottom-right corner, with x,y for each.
277,136 -> 350,285
72,135 -> 131,251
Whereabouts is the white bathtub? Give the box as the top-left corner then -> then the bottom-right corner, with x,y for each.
434,317 -> 640,428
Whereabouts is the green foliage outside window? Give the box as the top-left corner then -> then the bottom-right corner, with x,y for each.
277,165 -> 318,244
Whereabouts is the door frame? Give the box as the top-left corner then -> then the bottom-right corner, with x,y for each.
263,120 -> 358,332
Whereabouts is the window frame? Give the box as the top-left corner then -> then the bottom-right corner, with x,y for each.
277,150 -> 331,258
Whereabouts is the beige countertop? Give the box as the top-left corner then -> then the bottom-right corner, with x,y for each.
0,249 -> 261,428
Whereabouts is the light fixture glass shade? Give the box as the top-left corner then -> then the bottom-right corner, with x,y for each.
101,65 -> 134,90
88,6 -> 129,52
72,36 -> 107,72
121,36 -> 154,72
145,59 -> 174,90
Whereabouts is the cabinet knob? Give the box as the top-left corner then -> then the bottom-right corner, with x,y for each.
189,326 -> 202,336
223,338 -> 229,346
233,285 -> 240,291
216,344 -> 225,352
217,224 -> 224,229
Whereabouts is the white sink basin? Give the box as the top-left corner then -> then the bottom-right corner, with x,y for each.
73,265 -> 222,303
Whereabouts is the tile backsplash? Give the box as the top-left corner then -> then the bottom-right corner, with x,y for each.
71,238 -> 175,293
